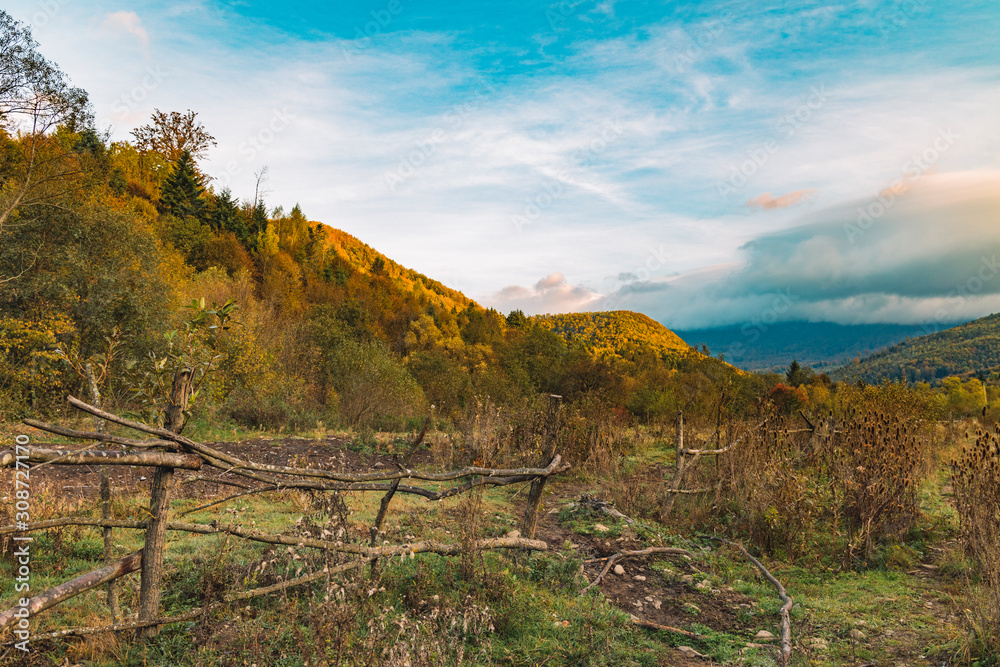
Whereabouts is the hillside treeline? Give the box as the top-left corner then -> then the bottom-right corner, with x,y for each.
834,312 -> 1000,385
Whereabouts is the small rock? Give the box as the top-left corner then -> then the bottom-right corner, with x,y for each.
645,596 -> 654,602
695,579 -> 712,590
924,601 -> 934,609
754,630 -> 775,640
613,564 -> 626,576
848,629 -> 865,640
506,529 -> 521,539
677,646 -> 707,659
723,586 -> 735,592
633,600 -> 643,608
808,638 -> 828,650
680,574 -> 695,585
653,600 -> 662,610
633,575 -> 646,582
594,523 -> 609,532
884,629 -> 895,637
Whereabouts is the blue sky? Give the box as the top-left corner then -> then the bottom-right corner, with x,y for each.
10,0 -> 1000,330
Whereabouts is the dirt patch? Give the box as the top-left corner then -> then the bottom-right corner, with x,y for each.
531,505 -> 775,666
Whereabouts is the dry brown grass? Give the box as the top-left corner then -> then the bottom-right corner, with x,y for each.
826,408 -> 929,566
952,424 -> 1000,655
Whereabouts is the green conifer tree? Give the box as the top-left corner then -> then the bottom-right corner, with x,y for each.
160,150 -> 204,219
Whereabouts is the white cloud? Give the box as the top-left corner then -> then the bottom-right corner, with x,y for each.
103,11 -> 149,46
484,273 -> 602,315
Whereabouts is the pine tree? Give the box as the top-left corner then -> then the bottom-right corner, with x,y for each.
160,150 -> 204,219
210,188 -> 249,246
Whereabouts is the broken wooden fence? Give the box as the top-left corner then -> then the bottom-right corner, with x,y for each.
0,395 -> 569,642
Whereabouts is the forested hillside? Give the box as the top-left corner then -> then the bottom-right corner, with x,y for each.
534,311 -> 695,362
0,25 -> 768,433
832,312 -> 1000,384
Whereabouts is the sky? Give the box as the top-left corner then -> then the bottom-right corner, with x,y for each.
8,0 -> 1000,331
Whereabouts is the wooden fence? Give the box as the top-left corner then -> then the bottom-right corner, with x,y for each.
0,394 -> 567,642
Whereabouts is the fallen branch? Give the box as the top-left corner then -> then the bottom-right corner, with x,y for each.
67,397 -> 569,485
663,486 -> 716,494
180,474 -> 252,490
0,551 -> 142,632
706,536 -> 793,667
0,447 -> 202,470
577,495 -> 635,524
165,522 -> 548,557
2,557 -> 372,645
680,432 -> 749,456
22,418 -> 174,450
580,546 -> 692,594
0,517 -> 147,535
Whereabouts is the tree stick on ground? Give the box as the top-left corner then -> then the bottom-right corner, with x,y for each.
706,536 -> 793,667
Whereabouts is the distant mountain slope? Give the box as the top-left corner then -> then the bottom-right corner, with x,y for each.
534,311 -> 696,360
831,313 -> 1000,384
315,224 -> 474,313
675,321 -> 953,373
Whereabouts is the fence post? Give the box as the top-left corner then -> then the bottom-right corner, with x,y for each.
138,368 -> 190,639
522,394 -> 562,539
85,363 -> 119,621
